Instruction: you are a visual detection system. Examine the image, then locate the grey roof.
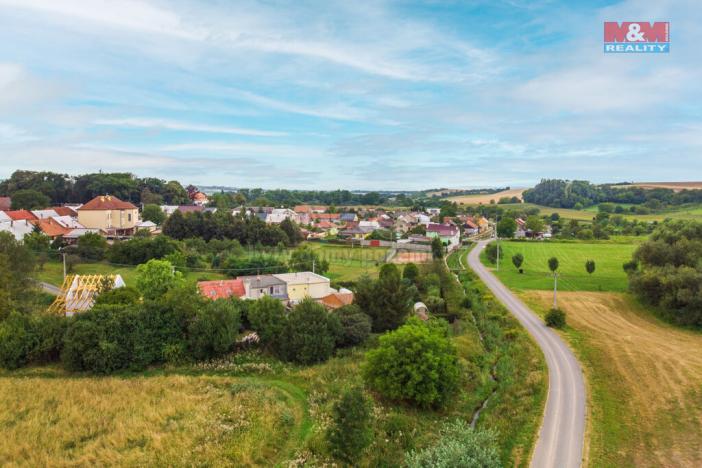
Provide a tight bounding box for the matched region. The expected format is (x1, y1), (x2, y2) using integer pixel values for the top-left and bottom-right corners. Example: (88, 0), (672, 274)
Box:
(340, 213), (357, 221)
(240, 275), (287, 288)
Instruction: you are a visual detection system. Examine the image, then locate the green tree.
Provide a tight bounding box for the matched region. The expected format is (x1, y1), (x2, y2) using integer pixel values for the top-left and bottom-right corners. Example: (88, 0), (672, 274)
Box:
(512, 253), (524, 271)
(162, 180), (189, 204)
(188, 299), (241, 360)
(279, 218), (303, 246)
(288, 245), (329, 275)
(93, 286), (141, 307)
(10, 189), (50, 210)
(247, 295), (286, 349)
(363, 318), (460, 408)
(141, 204), (166, 225)
(334, 304), (372, 347)
(135, 259), (184, 300)
(0, 312), (37, 369)
(403, 262), (420, 284)
(405, 420), (500, 468)
(161, 209), (190, 239)
(370, 264), (412, 332)
(278, 298), (341, 364)
(526, 215), (545, 233)
(431, 236), (444, 259)
(585, 259), (596, 275)
(0, 232), (37, 316)
(485, 243), (503, 264)
(545, 308), (566, 328)
(497, 217), (517, 238)
(327, 387), (373, 463)
(76, 232), (108, 261)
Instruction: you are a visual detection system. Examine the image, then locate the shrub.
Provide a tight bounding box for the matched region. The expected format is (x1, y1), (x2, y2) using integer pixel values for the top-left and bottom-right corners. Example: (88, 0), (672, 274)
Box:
(334, 304), (372, 347)
(30, 313), (68, 363)
(327, 387), (373, 463)
(363, 317), (460, 408)
(545, 308), (566, 328)
(247, 295), (286, 349)
(93, 286), (141, 307)
(405, 420), (500, 468)
(403, 263), (420, 284)
(485, 243), (503, 264)
(278, 298), (341, 364)
(188, 299), (241, 360)
(0, 312), (37, 369)
(135, 259), (184, 301)
(75, 232), (108, 261)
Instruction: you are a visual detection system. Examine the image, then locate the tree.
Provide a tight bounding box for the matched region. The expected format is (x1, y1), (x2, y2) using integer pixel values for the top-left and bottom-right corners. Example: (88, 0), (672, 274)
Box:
(548, 256), (559, 308)
(93, 286), (141, 307)
(141, 204), (166, 225)
(403, 262), (420, 284)
(279, 218), (303, 246)
(278, 298), (341, 364)
(162, 180), (189, 204)
(525, 215), (545, 233)
(10, 189), (50, 210)
(373, 264), (412, 332)
(431, 236), (444, 259)
(334, 305), (372, 347)
(135, 259), (184, 300)
(512, 253), (524, 271)
(485, 243), (503, 264)
(188, 299), (241, 360)
(497, 217), (517, 238)
(585, 259), (596, 275)
(545, 308), (566, 328)
(288, 245), (329, 275)
(161, 209), (189, 239)
(247, 295), (286, 349)
(76, 232), (108, 261)
(0, 312), (37, 369)
(0, 232), (37, 316)
(405, 420), (500, 468)
(327, 387), (373, 463)
(363, 318), (460, 408)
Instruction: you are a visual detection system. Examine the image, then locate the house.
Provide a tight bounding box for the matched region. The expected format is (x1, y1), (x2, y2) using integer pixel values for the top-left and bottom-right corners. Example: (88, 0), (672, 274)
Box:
(426, 207), (441, 216)
(294, 205), (327, 214)
(240, 275), (288, 300)
(77, 195), (139, 236)
(48, 274), (126, 316)
(31, 209), (60, 219)
(515, 218), (527, 238)
(414, 302), (429, 321)
(340, 212), (358, 223)
(415, 213), (431, 225)
(63, 228), (105, 244)
(198, 279), (246, 300)
(273, 272), (333, 302)
(310, 213), (341, 222)
(191, 192), (209, 206)
(5, 210), (38, 221)
(51, 206), (78, 217)
(426, 223), (460, 247)
(136, 220), (158, 232)
(463, 218), (479, 235)
(319, 289), (354, 310)
(0, 197), (11, 211)
(359, 220), (380, 230)
(0, 211), (10, 223)
(32, 217), (71, 239)
(0, 219), (34, 240)
(177, 205), (205, 214)
(477, 216), (490, 232)
(266, 208), (299, 224)
(52, 215), (84, 229)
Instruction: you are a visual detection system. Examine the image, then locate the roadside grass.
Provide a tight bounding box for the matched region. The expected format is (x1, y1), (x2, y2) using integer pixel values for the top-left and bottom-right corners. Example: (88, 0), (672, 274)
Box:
(480, 240), (635, 292)
(521, 291), (702, 467)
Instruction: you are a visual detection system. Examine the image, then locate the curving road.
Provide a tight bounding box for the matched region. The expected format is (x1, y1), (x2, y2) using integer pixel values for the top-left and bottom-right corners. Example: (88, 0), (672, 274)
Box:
(467, 240), (586, 468)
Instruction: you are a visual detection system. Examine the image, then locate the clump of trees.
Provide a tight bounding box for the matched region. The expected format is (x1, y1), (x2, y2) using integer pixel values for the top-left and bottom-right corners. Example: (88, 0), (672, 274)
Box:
(363, 317), (460, 408)
(354, 264), (413, 332)
(326, 387), (374, 463)
(627, 220), (702, 327)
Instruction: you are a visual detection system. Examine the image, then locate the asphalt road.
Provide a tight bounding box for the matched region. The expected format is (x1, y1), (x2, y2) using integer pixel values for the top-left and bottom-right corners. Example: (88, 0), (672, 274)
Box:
(467, 241), (585, 468)
(39, 281), (61, 295)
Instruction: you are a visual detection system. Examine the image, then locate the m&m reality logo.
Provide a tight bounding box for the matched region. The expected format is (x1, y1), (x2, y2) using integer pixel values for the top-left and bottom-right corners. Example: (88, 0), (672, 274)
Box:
(604, 22), (669, 53)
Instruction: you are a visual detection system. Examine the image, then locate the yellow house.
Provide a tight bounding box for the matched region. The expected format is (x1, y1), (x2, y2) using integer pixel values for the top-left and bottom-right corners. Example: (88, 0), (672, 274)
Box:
(77, 195), (139, 236)
(273, 272), (332, 302)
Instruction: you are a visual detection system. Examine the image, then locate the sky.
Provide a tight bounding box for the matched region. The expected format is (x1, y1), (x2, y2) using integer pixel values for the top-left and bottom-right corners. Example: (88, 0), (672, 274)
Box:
(0, 0), (700, 190)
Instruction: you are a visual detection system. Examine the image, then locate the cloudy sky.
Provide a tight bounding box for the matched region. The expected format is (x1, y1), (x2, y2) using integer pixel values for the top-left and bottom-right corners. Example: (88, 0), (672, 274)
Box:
(0, 0), (699, 190)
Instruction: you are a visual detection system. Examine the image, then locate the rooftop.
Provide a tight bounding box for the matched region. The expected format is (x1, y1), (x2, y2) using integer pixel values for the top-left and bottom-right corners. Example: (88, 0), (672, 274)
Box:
(78, 195), (137, 211)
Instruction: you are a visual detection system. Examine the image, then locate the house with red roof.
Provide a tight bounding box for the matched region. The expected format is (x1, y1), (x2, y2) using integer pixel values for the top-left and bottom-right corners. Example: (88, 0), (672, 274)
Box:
(32, 217), (71, 239)
(77, 195), (139, 236)
(5, 210), (38, 221)
(426, 223), (461, 248)
(198, 279), (246, 300)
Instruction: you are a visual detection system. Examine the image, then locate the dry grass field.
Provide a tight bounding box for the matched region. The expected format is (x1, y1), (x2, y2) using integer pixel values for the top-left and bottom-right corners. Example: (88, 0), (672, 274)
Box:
(624, 181), (702, 192)
(0, 373), (304, 467)
(391, 251), (432, 264)
(445, 188), (525, 205)
(521, 291), (702, 467)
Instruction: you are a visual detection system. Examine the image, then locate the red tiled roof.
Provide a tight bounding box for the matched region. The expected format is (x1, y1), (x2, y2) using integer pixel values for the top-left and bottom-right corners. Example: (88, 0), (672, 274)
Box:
(311, 213), (340, 220)
(427, 223), (459, 236)
(320, 292), (354, 309)
(316, 220), (335, 229)
(5, 209), (37, 221)
(198, 279), (246, 300)
(32, 217), (71, 238)
(52, 206), (78, 217)
(294, 204), (326, 213)
(463, 220), (478, 229)
(0, 197), (11, 211)
(78, 195), (137, 211)
(192, 192), (208, 201)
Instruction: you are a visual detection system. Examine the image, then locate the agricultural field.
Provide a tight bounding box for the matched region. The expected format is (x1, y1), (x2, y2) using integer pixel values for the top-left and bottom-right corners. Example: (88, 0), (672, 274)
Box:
(622, 181), (702, 191)
(521, 291), (702, 468)
(480, 240), (636, 292)
(304, 242), (388, 282)
(445, 188), (525, 205)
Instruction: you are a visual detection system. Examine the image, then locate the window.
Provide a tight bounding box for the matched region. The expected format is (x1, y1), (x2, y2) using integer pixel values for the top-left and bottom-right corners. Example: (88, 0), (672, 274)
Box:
(128, 213), (132, 221)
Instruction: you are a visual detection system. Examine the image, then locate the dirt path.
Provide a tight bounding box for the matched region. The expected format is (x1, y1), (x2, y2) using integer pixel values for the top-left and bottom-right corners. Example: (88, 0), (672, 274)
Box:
(522, 291), (702, 467)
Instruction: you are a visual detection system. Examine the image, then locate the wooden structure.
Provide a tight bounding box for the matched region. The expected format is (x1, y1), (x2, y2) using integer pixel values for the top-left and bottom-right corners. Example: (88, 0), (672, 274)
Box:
(48, 274), (125, 316)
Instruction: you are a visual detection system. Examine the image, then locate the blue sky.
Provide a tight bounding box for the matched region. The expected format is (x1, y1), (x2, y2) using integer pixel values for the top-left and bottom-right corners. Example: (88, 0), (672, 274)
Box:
(0, 0), (699, 190)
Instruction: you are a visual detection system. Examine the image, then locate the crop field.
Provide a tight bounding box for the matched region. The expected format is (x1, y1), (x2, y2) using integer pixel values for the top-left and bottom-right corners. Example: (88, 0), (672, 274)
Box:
(521, 291), (702, 467)
(304, 242), (388, 281)
(445, 188), (525, 205)
(480, 240), (636, 292)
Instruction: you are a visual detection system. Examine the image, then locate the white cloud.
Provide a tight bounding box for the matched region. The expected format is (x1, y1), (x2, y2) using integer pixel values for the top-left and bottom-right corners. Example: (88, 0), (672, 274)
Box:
(94, 117), (288, 137)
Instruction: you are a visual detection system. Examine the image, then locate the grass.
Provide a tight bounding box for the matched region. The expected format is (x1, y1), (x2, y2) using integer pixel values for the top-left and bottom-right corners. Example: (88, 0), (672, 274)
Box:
(305, 242), (388, 282)
(520, 291), (702, 467)
(480, 240), (636, 292)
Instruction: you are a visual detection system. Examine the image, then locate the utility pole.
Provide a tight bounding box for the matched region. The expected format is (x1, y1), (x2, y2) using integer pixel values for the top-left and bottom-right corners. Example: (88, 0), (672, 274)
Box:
(553, 272), (558, 309)
(495, 227), (500, 271)
(62, 251), (67, 281)
(312, 259), (316, 274)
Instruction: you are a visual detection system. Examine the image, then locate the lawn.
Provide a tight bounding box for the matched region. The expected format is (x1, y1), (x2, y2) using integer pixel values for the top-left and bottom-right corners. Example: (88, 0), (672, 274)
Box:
(480, 240), (636, 292)
(521, 291), (702, 467)
(305, 242), (388, 282)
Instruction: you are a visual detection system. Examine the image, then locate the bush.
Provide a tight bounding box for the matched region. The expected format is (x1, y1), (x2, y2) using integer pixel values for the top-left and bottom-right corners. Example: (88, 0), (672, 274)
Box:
(485, 243), (503, 264)
(76, 232), (108, 261)
(545, 308), (566, 328)
(247, 295), (286, 349)
(278, 298), (341, 364)
(334, 304), (372, 347)
(93, 286), (141, 307)
(363, 317), (460, 408)
(405, 420), (500, 468)
(135, 259), (184, 301)
(188, 299), (241, 360)
(327, 387), (373, 463)
(30, 313), (68, 363)
(0, 312), (37, 369)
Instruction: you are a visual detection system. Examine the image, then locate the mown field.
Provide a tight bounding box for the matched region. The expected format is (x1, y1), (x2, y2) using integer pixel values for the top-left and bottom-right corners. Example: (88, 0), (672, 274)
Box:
(480, 240), (636, 292)
(521, 291), (702, 468)
(445, 188), (525, 205)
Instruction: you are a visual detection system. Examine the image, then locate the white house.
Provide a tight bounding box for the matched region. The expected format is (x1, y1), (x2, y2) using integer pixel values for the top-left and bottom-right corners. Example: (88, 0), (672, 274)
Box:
(266, 208), (299, 224)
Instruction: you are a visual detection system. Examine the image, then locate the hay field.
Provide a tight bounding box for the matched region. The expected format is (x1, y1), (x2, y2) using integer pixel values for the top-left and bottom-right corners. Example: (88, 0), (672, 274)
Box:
(446, 188), (526, 205)
(624, 181), (702, 191)
(0, 374), (303, 467)
(522, 291), (702, 467)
